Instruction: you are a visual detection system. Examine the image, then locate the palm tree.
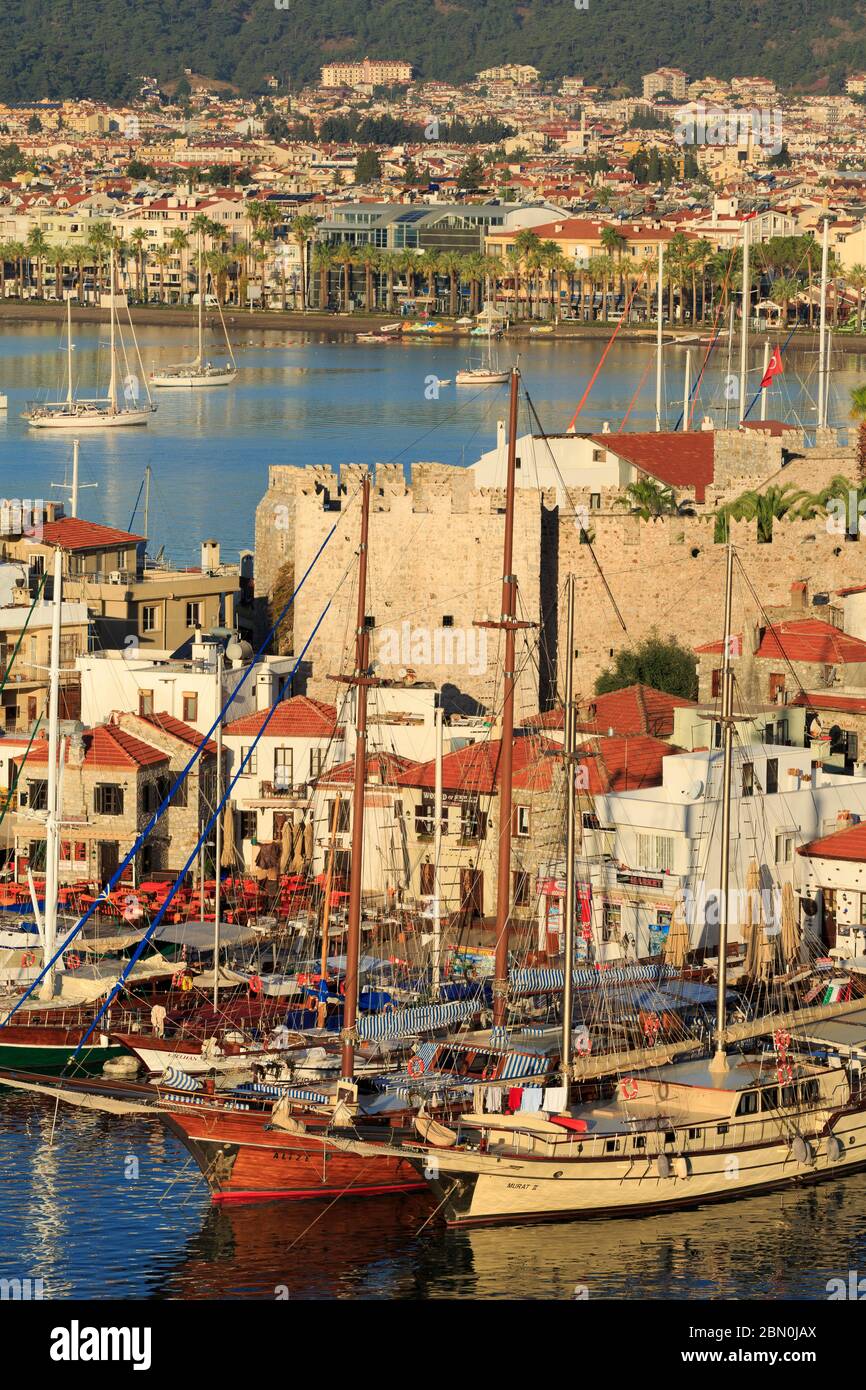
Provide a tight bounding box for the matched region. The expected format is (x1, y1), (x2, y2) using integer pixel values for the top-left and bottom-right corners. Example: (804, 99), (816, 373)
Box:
(714, 483), (809, 544)
(438, 250), (464, 317)
(312, 242), (335, 309)
(49, 240), (72, 301)
(25, 227), (50, 298)
(768, 275), (800, 327)
(417, 248), (441, 309)
(86, 222), (113, 293)
(846, 264), (866, 332)
(152, 246), (173, 303)
(356, 243), (381, 311)
(850, 386), (866, 482)
(289, 214), (317, 312)
(332, 241), (356, 311)
(615, 479), (677, 518)
(129, 227), (149, 302)
(168, 227), (190, 300)
(206, 249), (231, 305)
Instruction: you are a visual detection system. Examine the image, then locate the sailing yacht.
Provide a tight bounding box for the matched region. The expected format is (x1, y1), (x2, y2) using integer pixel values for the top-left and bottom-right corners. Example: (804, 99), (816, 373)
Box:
(150, 233), (237, 388)
(23, 263), (155, 429)
(456, 327), (509, 386)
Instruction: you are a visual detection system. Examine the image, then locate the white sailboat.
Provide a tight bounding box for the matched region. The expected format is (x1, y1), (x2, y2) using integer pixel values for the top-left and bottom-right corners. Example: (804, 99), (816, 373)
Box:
(151, 231), (237, 388)
(456, 325), (509, 386)
(23, 261), (155, 429)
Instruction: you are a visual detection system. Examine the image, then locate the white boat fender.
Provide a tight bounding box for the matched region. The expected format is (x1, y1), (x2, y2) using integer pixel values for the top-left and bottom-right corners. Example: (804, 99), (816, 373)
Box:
(826, 1133), (843, 1163)
(414, 1115), (458, 1148)
(790, 1135), (813, 1165)
(656, 1153), (671, 1179)
(673, 1155), (690, 1179)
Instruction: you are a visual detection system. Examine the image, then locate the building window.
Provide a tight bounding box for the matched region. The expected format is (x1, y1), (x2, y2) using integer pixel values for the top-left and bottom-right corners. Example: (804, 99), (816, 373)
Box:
(185, 601), (202, 629)
(515, 805), (531, 837)
(636, 833), (674, 873)
(310, 747), (324, 778)
(75, 841), (87, 862)
(711, 668), (722, 699)
(327, 798), (351, 834)
(28, 779), (48, 811)
(769, 673), (786, 703)
(775, 831), (794, 864)
(590, 492), (601, 510)
(274, 748), (293, 788)
(241, 745), (257, 775)
(139, 690), (154, 717)
(140, 782), (159, 814)
(182, 693), (198, 723)
(239, 810), (257, 841)
(602, 903), (621, 943)
(741, 762), (754, 797)
(415, 800), (446, 838)
(513, 869), (530, 907)
(94, 784), (124, 816)
(142, 606), (160, 634)
(766, 757), (778, 794)
(460, 801), (486, 841)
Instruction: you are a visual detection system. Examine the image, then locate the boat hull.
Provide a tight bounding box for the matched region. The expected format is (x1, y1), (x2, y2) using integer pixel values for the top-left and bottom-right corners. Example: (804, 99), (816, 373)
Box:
(163, 1107), (427, 1204)
(150, 371), (237, 388)
(422, 1103), (866, 1227)
(0, 1031), (125, 1075)
(24, 410), (150, 429)
(455, 372), (509, 386)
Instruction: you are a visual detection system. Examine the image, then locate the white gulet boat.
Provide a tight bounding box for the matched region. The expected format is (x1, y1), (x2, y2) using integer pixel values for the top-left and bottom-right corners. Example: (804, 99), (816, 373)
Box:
(151, 232), (236, 388)
(456, 326), (508, 386)
(23, 262), (155, 429)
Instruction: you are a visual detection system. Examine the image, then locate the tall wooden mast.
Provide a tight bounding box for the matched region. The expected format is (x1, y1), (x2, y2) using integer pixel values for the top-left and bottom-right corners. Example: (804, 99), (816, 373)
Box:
(479, 368), (526, 1030)
(339, 474), (372, 1080)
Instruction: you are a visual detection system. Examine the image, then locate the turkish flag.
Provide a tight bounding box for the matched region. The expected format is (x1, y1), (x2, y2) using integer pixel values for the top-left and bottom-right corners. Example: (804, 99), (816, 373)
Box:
(761, 346), (784, 388)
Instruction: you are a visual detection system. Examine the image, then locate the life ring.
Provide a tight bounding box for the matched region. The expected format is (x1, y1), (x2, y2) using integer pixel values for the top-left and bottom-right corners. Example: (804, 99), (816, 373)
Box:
(180, 973), (193, 993)
(21, 950), (36, 967)
(621, 1076), (639, 1101)
(382, 1001), (395, 1014)
(248, 974), (263, 996)
(65, 952), (81, 971)
(407, 1056), (425, 1078)
(777, 1063), (792, 1085)
(576, 1033), (592, 1056)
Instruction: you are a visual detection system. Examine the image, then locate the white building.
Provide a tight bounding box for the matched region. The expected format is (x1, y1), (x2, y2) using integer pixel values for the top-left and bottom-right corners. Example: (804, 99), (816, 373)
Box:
(586, 742), (866, 963)
(77, 634), (295, 738)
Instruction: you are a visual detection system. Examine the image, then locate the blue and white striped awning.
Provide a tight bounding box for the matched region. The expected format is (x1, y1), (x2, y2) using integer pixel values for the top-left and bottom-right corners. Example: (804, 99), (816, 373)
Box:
(499, 1050), (550, 1080)
(358, 998), (478, 1040)
(510, 963), (678, 994)
(162, 1066), (203, 1092)
(412, 1040), (440, 1066)
(232, 1082), (331, 1104)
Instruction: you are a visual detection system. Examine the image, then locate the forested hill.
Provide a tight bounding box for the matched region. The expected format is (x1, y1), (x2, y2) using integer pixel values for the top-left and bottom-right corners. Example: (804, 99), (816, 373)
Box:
(0, 0), (863, 102)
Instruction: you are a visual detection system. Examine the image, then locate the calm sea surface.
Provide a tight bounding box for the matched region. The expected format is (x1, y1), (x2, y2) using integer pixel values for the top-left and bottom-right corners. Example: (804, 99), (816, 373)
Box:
(0, 320), (863, 566)
(2, 1090), (866, 1300)
(2, 322), (866, 1300)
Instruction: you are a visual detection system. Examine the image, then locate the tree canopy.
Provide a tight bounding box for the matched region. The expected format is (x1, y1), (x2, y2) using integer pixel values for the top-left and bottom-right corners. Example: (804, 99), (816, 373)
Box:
(595, 633), (698, 700)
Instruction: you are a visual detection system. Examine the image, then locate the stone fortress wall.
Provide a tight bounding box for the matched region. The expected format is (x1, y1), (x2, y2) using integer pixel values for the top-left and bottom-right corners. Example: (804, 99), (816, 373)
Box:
(254, 426), (864, 710)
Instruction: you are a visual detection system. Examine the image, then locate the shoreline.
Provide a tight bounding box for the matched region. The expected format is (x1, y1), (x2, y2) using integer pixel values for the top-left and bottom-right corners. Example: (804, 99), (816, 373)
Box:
(1, 300), (865, 350)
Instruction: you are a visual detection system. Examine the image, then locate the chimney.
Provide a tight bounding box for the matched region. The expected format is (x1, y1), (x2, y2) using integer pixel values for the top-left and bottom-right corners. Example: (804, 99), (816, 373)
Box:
(68, 725), (86, 766)
(790, 580), (808, 610)
(201, 539), (220, 574)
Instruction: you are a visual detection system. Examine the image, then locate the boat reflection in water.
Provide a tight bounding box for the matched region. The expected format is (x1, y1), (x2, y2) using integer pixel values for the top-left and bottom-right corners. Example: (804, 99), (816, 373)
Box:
(156, 1166), (866, 1300)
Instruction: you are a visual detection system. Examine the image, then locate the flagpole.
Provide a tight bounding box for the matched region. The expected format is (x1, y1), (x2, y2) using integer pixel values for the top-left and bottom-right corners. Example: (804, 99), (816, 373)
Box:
(760, 339), (769, 422)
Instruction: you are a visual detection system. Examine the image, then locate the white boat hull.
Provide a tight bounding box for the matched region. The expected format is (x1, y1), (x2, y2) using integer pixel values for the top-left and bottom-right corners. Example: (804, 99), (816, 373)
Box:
(455, 371), (509, 386)
(151, 369), (237, 388)
(412, 1103), (866, 1226)
(24, 409), (151, 429)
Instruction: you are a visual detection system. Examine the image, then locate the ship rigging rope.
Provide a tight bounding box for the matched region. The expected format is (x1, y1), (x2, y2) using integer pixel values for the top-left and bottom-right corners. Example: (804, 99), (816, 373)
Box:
(66, 574), (352, 1067)
(1, 499), (354, 1028)
(565, 273), (647, 432)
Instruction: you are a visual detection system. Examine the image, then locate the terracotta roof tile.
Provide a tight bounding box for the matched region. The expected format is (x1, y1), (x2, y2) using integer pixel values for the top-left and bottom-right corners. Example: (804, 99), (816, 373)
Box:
(593, 431), (715, 501)
(40, 516), (145, 553)
(224, 696), (341, 739)
(798, 820), (866, 861)
(696, 619), (866, 664)
(17, 724), (168, 769)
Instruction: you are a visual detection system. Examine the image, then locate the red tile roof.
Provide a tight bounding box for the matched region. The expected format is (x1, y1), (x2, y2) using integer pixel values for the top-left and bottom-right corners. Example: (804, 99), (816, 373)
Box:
(397, 734), (561, 794)
(798, 819), (866, 861)
(594, 432), (714, 501)
(224, 696), (341, 739)
(17, 724), (168, 769)
(133, 711), (218, 756)
(575, 734), (677, 793)
(321, 751), (419, 785)
(524, 684), (694, 739)
(695, 619), (866, 665)
(39, 517), (145, 553)
(790, 692), (866, 715)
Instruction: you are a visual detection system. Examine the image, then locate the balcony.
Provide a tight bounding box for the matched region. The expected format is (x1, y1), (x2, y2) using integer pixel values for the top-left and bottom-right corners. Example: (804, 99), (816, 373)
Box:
(257, 780), (309, 801)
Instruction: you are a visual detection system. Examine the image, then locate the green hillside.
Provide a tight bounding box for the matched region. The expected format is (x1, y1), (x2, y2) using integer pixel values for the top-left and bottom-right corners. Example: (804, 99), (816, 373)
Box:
(0, 0), (861, 103)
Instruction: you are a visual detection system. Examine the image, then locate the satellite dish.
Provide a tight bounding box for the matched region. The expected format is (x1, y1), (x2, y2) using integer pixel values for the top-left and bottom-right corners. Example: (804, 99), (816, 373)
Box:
(684, 778), (704, 799)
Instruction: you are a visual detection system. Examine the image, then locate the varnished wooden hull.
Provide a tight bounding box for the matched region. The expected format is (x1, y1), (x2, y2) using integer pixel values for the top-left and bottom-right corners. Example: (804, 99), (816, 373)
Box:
(163, 1107), (427, 1204)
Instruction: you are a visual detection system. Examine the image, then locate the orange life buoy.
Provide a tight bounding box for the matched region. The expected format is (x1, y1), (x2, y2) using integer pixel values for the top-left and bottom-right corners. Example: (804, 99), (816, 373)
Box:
(621, 1076), (639, 1101)
(21, 950), (36, 968)
(576, 1033), (592, 1056)
(777, 1063), (792, 1086)
(249, 974), (263, 996)
(65, 952), (81, 971)
(407, 1055), (425, 1078)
